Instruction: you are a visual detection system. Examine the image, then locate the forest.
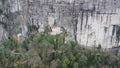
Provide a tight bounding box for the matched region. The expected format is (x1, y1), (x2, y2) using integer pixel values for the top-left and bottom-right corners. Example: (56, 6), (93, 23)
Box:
(0, 0), (120, 68)
(0, 27), (120, 68)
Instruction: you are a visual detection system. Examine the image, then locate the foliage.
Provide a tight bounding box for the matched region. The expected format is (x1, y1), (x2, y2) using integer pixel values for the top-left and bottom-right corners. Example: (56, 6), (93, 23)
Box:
(0, 38), (28, 68)
(13, 22), (20, 29)
(0, 9), (3, 15)
(97, 44), (102, 50)
(0, 33), (120, 68)
(0, 0), (119, 67)
(70, 41), (77, 48)
(22, 40), (29, 51)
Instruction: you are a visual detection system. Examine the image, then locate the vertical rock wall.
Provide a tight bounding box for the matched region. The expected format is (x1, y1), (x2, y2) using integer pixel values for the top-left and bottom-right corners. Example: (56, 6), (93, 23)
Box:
(0, 0), (120, 48)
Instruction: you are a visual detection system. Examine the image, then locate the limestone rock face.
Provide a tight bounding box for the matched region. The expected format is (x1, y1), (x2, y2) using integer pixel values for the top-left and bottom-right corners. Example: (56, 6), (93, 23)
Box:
(0, 0), (120, 48)
(0, 26), (8, 42)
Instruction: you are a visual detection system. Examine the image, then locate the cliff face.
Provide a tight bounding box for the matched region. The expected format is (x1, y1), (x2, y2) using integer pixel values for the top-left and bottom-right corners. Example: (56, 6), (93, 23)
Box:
(0, 0), (120, 48)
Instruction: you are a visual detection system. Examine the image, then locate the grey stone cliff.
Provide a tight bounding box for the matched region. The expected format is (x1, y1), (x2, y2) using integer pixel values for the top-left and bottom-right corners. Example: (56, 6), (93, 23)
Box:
(0, 0), (120, 48)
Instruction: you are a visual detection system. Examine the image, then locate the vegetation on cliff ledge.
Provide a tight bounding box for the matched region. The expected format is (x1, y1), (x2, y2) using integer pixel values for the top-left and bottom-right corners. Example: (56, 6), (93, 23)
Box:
(0, 32), (120, 68)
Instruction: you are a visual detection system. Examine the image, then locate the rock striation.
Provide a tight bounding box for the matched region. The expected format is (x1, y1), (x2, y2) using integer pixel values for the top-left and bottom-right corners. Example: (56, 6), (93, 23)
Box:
(0, 0), (120, 48)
